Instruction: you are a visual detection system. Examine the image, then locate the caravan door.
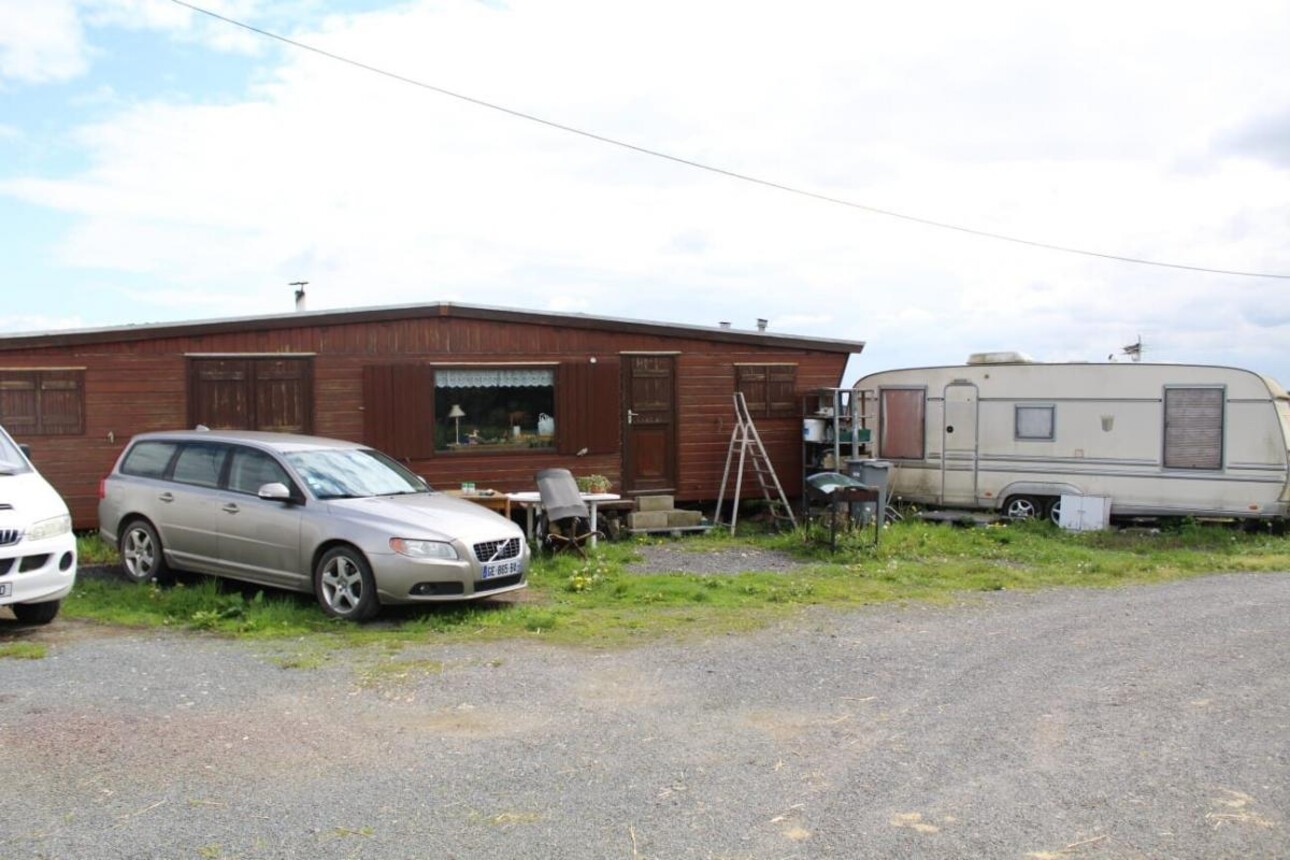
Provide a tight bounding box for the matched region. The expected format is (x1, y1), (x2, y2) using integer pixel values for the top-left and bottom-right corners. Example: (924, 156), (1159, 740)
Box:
(940, 381), (979, 506)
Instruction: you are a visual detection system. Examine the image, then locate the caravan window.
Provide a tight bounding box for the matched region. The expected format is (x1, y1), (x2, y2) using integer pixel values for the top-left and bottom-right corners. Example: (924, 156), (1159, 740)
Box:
(1015, 405), (1055, 441)
(1163, 387), (1223, 470)
(879, 388), (926, 459)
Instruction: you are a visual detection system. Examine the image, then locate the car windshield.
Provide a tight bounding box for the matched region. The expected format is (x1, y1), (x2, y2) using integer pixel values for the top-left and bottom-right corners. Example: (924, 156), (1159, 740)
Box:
(284, 448), (428, 500)
(0, 429), (32, 475)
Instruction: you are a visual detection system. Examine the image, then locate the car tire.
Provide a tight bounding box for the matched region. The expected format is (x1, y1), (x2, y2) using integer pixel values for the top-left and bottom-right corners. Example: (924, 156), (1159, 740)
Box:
(119, 518), (169, 583)
(314, 546), (380, 621)
(11, 600), (60, 625)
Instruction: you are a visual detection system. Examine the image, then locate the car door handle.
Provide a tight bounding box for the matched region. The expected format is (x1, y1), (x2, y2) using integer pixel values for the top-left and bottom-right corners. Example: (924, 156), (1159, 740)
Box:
(158, 492), (174, 503)
(222, 503), (240, 514)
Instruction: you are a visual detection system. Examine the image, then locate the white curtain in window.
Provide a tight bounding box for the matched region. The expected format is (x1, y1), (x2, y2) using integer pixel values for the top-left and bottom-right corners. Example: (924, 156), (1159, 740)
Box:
(436, 368), (554, 388)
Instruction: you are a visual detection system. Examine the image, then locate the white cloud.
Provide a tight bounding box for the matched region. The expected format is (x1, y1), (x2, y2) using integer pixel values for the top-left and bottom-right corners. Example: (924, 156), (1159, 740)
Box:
(3, 0), (1290, 381)
(0, 0), (87, 83)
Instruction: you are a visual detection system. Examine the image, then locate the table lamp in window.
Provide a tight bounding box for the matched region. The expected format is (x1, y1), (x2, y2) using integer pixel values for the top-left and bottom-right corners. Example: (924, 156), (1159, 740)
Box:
(448, 404), (466, 445)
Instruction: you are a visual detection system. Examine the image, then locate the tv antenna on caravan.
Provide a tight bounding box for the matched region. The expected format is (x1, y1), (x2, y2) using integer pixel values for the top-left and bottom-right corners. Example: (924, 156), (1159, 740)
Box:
(1108, 335), (1144, 362)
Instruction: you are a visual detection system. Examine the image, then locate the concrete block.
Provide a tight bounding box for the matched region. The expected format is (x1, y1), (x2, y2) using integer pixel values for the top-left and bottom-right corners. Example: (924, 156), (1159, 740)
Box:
(666, 510), (703, 527)
(629, 511), (670, 530)
(637, 495), (675, 512)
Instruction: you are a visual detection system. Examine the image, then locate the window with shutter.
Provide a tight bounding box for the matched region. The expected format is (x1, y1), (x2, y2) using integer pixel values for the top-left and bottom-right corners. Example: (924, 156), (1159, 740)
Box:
(0, 370), (84, 435)
(188, 358), (312, 434)
(880, 388), (926, 459)
(1163, 387), (1223, 470)
(735, 364), (798, 418)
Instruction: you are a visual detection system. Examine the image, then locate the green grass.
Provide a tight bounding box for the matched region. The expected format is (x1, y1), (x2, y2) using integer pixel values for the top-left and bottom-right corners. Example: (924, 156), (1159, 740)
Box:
(59, 518), (1290, 648)
(0, 642), (48, 659)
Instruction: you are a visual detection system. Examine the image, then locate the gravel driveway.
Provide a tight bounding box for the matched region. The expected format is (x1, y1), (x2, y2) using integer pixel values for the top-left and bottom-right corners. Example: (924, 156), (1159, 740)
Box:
(2, 572), (1288, 859)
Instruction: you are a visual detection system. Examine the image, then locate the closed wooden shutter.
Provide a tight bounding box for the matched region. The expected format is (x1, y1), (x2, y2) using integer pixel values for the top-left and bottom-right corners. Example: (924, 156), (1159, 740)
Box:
(0, 370), (84, 435)
(0, 373), (38, 435)
(736, 365), (797, 417)
(1164, 387), (1223, 470)
(189, 358), (312, 434)
(362, 364), (434, 459)
(557, 358), (620, 455)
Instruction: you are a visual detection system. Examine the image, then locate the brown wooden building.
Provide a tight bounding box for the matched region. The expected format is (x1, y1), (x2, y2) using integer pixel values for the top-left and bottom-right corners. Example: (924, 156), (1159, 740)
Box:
(0, 303), (863, 527)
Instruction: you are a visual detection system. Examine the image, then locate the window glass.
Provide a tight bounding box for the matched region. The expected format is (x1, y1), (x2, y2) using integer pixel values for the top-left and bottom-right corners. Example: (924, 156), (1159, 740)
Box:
(121, 441), (179, 479)
(171, 443), (227, 488)
(434, 368), (556, 451)
(227, 448), (292, 495)
(285, 448), (426, 499)
(1015, 405), (1055, 441)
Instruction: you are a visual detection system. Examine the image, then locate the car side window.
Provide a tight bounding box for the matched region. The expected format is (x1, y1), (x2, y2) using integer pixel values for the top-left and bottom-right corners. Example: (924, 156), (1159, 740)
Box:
(171, 443), (228, 489)
(120, 441), (179, 478)
(227, 447), (292, 496)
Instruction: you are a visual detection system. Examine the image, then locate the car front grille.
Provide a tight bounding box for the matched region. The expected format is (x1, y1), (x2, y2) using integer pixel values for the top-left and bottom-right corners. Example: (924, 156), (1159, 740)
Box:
(0, 528), (20, 547)
(473, 537), (521, 563)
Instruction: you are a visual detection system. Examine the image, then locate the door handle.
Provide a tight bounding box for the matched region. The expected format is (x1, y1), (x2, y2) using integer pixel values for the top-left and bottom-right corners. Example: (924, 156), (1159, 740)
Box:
(222, 503), (240, 514)
(627, 409), (638, 425)
(158, 492), (174, 503)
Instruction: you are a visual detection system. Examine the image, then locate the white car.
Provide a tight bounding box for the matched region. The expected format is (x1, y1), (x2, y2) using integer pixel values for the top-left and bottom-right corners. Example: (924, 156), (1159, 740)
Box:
(0, 425), (77, 624)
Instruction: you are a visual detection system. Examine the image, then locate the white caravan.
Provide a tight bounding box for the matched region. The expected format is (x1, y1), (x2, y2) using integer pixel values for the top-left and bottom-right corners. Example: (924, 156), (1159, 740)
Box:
(852, 354), (1290, 522)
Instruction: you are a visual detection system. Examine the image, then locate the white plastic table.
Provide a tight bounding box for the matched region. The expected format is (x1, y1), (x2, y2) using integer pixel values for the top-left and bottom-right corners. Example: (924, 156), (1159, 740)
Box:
(506, 491), (621, 548)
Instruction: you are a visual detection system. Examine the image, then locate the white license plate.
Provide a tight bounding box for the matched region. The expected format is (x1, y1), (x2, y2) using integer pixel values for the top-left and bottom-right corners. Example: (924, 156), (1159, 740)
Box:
(0, 582), (11, 598)
(481, 559), (520, 580)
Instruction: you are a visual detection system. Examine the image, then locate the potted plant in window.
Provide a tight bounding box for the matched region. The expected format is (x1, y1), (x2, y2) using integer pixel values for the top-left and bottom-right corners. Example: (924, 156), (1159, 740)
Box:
(576, 474), (611, 494)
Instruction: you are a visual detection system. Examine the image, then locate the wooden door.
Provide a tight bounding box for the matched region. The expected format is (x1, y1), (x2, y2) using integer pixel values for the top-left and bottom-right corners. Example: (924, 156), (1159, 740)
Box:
(622, 355), (677, 494)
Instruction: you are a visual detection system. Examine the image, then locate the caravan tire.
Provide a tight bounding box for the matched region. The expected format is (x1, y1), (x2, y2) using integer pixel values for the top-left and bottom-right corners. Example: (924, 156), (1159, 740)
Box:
(1003, 496), (1042, 521)
(1046, 498), (1063, 525)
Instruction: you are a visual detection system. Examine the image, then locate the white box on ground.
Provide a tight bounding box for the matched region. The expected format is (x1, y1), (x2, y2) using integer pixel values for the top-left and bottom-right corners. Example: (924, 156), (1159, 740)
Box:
(1059, 494), (1111, 531)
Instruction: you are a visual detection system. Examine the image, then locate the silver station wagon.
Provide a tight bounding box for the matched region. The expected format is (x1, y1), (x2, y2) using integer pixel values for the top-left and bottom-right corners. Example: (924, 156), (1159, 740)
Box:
(98, 430), (529, 620)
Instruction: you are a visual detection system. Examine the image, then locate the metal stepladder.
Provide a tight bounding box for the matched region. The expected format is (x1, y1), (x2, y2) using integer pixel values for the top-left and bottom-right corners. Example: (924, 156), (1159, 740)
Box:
(715, 392), (798, 535)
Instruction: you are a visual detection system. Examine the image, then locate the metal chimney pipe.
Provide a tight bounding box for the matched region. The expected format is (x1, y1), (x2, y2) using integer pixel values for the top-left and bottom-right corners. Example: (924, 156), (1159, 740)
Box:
(718, 321), (732, 329)
(290, 281), (308, 312)
(756, 318), (768, 332)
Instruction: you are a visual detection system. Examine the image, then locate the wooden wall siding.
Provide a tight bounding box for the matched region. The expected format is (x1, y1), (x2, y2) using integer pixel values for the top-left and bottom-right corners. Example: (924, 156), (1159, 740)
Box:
(0, 318), (852, 526)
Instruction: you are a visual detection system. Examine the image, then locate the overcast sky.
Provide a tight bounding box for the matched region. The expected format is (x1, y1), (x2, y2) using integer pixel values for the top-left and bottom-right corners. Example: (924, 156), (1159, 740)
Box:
(2, 0), (1289, 385)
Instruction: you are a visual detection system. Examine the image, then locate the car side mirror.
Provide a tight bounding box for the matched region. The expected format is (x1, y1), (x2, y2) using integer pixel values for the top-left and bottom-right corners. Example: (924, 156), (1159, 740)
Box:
(257, 482), (293, 502)
(18, 443), (31, 460)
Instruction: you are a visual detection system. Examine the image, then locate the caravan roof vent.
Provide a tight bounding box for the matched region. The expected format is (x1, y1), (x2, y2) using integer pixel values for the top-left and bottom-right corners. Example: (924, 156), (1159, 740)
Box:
(967, 351), (1037, 365)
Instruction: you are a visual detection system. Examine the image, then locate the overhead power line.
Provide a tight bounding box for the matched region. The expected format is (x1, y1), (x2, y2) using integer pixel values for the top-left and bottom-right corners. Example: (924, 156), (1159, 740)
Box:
(171, 0), (1290, 280)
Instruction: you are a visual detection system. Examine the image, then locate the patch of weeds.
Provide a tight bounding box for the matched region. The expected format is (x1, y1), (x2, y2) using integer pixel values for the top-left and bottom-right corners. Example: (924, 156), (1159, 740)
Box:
(328, 826), (374, 839)
(521, 610), (560, 632)
(0, 642), (47, 660)
(196, 845), (223, 859)
(355, 657), (444, 689)
(271, 652), (326, 670)
(76, 531), (119, 565)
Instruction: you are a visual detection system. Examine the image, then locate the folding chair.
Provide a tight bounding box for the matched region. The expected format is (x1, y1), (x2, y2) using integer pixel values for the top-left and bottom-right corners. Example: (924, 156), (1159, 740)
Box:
(535, 468), (602, 557)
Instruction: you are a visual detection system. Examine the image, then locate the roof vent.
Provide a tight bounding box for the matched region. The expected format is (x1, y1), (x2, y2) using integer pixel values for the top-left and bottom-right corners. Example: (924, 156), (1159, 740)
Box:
(967, 351), (1036, 365)
(756, 318), (768, 332)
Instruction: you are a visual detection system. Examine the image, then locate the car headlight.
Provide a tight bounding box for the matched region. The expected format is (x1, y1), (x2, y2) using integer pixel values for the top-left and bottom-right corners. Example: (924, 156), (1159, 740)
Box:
(389, 538), (459, 560)
(26, 515), (72, 542)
